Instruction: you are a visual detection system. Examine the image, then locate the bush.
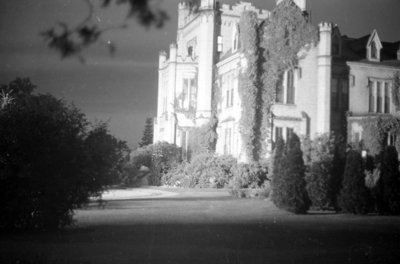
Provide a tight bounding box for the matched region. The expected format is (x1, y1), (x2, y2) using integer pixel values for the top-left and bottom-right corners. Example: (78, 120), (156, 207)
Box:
(126, 142), (181, 186)
(271, 134), (310, 214)
(0, 78), (128, 231)
(338, 150), (373, 214)
(162, 154), (237, 188)
(270, 138), (286, 207)
(377, 146), (400, 214)
(304, 134), (345, 210)
(230, 162), (269, 198)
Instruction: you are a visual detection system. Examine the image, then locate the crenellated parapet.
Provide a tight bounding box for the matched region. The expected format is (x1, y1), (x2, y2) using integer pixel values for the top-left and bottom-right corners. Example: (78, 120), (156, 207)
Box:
(318, 22), (333, 32)
(220, 2), (270, 20)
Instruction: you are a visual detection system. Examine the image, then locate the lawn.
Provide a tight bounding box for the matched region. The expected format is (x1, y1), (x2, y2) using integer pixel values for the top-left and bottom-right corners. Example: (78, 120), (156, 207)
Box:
(1, 188), (400, 264)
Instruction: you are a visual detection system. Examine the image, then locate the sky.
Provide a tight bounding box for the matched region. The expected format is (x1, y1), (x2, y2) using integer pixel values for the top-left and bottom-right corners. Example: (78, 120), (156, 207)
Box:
(0, 0), (399, 148)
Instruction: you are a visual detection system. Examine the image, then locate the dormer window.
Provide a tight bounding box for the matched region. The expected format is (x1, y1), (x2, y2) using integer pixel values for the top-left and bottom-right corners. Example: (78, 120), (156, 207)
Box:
(366, 30), (382, 62)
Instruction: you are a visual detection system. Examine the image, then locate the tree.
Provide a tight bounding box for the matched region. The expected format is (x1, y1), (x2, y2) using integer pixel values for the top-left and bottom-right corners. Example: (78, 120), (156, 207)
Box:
(139, 117), (154, 147)
(377, 146), (400, 214)
(42, 0), (200, 60)
(338, 150), (372, 214)
(0, 78), (128, 231)
(282, 133), (310, 214)
(270, 137), (286, 208)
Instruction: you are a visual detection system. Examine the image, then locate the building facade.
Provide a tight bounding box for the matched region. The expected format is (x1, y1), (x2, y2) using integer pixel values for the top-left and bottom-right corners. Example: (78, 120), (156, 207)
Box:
(153, 0), (400, 161)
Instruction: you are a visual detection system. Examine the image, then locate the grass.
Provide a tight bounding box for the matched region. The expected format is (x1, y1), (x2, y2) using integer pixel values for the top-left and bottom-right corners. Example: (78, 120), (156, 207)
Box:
(1, 188), (400, 264)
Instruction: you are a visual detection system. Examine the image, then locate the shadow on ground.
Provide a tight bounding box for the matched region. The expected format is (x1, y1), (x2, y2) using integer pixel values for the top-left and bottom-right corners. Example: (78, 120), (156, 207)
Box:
(1, 189), (400, 264)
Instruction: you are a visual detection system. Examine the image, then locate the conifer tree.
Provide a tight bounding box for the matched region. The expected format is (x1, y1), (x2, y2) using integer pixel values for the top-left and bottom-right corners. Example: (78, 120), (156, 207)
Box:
(139, 117), (153, 147)
(271, 137), (286, 208)
(283, 133), (310, 214)
(338, 150), (372, 214)
(378, 146), (400, 214)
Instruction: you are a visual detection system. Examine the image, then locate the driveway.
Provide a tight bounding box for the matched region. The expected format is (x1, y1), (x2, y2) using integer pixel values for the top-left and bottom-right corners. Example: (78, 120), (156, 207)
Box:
(1, 188), (400, 264)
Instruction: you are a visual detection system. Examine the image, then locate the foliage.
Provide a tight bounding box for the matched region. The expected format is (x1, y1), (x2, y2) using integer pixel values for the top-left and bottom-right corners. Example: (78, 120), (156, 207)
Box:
(376, 146), (400, 214)
(230, 162), (268, 189)
(392, 71), (400, 111)
(238, 11), (264, 162)
(163, 154), (237, 188)
(355, 116), (400, 156)
(270, 137), (286, 207)
(138, 117), (154, 147)
(283, 133), (310, 214)
(188, 116), (218, 157)
(0, 78), (128, 231)
(304, 133), (346, 210)
(338, 150), (373, 214)
(261, 0), (318, 152)
(127, 142), (181, 186)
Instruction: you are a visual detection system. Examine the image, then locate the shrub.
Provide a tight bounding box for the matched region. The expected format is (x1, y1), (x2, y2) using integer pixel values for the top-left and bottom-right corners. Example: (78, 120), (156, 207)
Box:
(229, 162), (269, 198)
(0, 78), (128, 231)
(304, 134), (345, 210)
(162, 154), (237, 188)
(270, 137), (286, 207)
(127, 142), (181, 186)
(377, 146), (400, 214)
(338, 150), (373, 214)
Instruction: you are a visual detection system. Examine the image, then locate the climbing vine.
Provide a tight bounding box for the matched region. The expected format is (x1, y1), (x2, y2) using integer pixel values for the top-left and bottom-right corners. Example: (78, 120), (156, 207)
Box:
(392, 71), (400, 111)
(353, 115), (400, 156)
(237, 0), (317, 161)
(261, 0), (318, 149)
(238, 11), (263, 162)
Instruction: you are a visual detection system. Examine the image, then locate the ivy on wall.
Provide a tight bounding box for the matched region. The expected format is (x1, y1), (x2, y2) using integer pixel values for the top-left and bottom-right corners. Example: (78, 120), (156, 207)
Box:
(352, 116), (400, 156)
(238, 10), (263, 162)
(236, 0), (317, 162)
(261, 0), (317, 149)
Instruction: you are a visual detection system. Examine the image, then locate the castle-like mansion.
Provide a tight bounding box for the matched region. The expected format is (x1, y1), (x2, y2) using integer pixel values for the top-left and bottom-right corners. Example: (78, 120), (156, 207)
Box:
(154, 0), (400, 161)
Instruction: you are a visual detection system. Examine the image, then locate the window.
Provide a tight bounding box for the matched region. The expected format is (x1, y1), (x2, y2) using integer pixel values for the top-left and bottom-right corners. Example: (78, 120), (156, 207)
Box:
(341, 79), (349, 110)
(217, 36), (223, 53)
(353, 132), (360, 143)
(384, 82), (390, 113)
(377, 82), (382, 113)
(370, 41), (377, 59)
(369, 80), (375, 112)
(182, 78), (197, 110)
(276, 75), (284, 103)
(387, 132), (397, 146)
(224, 73), (235, 108)
(230, 88), (234, 107)
(226, 89), (230, 108)
(350, 75), (355, 87)
(232, 24), (240, 52)
(275, 127), (283, 141)
(286, 128), (294, 141)
(286, 70), (295, 104)
(224, 128), (232, 155)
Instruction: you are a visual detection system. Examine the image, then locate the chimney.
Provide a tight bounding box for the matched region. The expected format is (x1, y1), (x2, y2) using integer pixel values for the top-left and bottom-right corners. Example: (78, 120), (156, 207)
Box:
(397, 44), (400, 60)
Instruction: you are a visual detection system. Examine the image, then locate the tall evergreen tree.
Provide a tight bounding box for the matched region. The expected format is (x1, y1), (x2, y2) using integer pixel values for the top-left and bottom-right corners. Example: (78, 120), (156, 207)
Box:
(283, 133), (310, 214)
(378, 146), (400, 214)
(271, 137), (286, 208)
(139, 117), (154, 147)
(338, 150), (372, 214)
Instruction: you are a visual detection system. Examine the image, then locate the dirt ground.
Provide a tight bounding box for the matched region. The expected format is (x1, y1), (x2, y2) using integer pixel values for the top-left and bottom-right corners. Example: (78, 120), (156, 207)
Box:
(1, 188), (400, 264)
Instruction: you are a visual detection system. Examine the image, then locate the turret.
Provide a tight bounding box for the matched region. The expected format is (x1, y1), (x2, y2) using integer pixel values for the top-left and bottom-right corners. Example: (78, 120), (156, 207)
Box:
(159, 50), (167, 68)
(178, 2), (190, 28)
(317, 22), (333, 134)
(169, 43), (177, 63)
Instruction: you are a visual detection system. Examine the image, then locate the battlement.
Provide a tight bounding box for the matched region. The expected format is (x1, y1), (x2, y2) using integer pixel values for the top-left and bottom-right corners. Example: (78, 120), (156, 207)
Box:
(220, 2), (270, 20)
(319, 22), (333, 31)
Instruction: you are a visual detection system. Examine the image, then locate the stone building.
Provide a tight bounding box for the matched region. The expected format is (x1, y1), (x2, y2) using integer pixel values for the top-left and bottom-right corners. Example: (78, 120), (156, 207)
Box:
(153, 0), (400, 161)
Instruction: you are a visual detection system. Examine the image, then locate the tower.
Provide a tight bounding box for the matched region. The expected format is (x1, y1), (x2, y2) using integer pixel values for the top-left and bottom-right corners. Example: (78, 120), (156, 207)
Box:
(317, 22), (332, 134)
(196, 0), (217, 125)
